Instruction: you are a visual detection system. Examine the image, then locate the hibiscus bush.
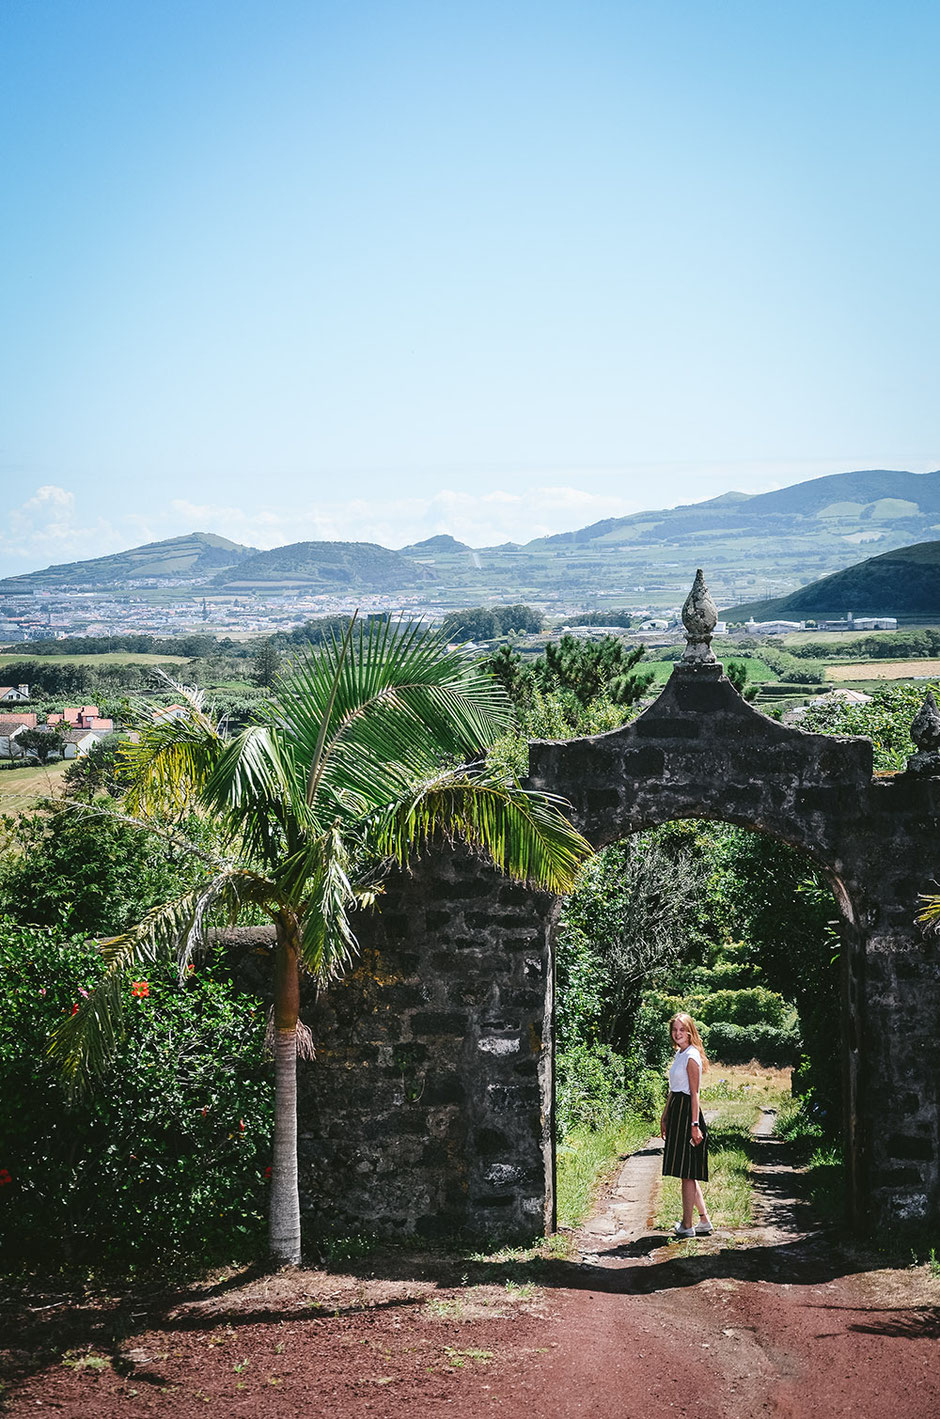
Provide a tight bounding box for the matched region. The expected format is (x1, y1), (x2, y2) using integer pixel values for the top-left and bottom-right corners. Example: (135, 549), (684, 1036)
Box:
(0, 918), (273, 1271)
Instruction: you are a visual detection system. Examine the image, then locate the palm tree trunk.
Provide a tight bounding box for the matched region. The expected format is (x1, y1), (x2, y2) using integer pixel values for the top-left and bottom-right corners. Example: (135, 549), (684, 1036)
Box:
(269, 910), (302, 1265)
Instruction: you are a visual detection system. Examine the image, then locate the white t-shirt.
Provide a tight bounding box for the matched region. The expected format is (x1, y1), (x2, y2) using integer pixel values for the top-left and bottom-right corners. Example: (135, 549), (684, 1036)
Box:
(668, 1044), (702, 1095)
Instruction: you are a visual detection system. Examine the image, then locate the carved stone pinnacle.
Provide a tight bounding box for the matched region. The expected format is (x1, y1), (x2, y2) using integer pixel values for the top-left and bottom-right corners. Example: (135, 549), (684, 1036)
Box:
(680, 569), (718, 666)
(906, 689), (940, 774)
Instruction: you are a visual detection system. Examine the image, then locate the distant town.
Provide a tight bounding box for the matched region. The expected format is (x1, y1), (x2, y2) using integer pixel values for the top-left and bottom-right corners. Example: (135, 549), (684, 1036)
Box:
(0, 583), (900, 647)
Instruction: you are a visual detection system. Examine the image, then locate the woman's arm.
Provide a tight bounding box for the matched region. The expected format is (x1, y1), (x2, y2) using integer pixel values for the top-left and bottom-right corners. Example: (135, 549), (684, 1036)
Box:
(687, 1054), (702, 1142)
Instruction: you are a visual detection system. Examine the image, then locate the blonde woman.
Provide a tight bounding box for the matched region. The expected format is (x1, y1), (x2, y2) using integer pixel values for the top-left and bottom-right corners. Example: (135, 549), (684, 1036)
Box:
(659, 1012), (713, 1238)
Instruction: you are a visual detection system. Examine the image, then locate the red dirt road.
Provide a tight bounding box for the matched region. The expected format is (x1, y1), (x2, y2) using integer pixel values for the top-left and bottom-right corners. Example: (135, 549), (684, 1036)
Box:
(2, 1134), (938, 1418)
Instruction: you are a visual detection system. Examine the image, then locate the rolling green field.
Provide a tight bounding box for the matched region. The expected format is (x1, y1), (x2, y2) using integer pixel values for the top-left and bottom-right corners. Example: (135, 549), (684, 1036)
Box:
(645, 655), (774, 685)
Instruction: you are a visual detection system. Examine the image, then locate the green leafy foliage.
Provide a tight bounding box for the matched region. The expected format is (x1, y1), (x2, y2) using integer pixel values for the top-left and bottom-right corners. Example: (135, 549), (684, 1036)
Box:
(251, 638), (282, 688)
(13, 726), (65, 763)
(798, 682), (931, 771)
(536, 635), (652, 707)
(486, 685), (638, 778)
(442, 605), (544, 641)
(0, 804), (209, 936)
(0, 920), (272, 1268)
(555, 817), (840, 1136)
(758, 645), (826, 684)
(62, 736), (128, 800)
(725, 660), (759, 701)
(703, 1021), (799, 1067)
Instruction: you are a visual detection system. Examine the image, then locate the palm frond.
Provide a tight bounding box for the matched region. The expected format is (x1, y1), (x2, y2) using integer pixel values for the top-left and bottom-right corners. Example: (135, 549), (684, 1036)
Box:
(368, 768), (594, 894)
(274, 619), (514, 821)
(294, 827), (360, 983)
(121, 678), (224, 818)
(49, 867), (274, 1096)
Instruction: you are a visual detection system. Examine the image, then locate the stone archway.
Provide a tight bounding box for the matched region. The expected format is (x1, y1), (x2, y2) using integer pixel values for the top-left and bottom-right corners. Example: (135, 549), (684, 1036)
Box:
(297, 576), (940, 1241)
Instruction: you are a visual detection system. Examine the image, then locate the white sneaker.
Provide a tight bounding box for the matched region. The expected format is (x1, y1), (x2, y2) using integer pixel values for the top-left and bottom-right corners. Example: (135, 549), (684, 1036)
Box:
(695, 1221), (714, 1235)
(672, 1223), (695, 1239)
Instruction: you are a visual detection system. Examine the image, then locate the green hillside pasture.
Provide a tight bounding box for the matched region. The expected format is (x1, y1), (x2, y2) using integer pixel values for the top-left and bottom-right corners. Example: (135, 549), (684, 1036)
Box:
(645, 656), (775, 685)
(0, 652), (188, 667)
(780, 629), (940, 649)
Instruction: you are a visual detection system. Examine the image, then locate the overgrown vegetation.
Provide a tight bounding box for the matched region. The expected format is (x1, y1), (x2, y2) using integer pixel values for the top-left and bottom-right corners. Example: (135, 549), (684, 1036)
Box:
(0, 921), (273, 1269)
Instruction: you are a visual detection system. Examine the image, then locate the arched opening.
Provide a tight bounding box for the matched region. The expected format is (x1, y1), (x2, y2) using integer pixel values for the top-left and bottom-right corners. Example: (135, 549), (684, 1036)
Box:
(549, 817), (855, 1235)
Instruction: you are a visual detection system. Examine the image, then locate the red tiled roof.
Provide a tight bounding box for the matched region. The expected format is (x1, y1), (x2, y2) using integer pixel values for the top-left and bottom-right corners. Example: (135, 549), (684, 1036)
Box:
(0, 714), (38, 731)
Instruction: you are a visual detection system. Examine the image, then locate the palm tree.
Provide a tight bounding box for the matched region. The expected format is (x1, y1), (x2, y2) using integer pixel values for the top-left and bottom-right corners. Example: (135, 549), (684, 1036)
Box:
(51, 618), (592, 1264)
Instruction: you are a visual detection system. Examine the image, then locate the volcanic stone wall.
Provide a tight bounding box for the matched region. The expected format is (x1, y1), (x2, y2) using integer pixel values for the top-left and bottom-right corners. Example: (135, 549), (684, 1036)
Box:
(296, 851), (557, 1242)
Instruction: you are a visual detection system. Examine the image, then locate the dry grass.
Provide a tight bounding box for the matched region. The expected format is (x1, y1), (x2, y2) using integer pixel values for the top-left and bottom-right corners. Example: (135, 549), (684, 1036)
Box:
(0, 760), (68, 809)
(825, 660), (940, 681)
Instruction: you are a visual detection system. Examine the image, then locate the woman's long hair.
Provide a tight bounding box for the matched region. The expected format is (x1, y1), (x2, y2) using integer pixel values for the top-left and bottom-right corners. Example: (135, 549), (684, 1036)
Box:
(669, 1012), (709, 1071)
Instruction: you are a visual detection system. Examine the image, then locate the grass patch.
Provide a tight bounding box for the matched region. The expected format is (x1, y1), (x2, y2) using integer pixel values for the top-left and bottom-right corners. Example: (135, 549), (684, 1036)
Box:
(774, 1095), (845, 1224)
(702, 1063), (791, 1109)
(556, 1113), (653, 1229)
(0, 759), (68, 807)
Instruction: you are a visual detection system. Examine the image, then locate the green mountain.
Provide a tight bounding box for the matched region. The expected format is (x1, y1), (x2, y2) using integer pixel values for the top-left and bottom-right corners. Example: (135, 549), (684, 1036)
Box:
(213, 541), (437, 592)
(6, 468), (940, 612)
(0, 533), (258, 593)
(398, 535), (472, 555)
(724, 539), (940, 620)
(525, 469), (940, 552)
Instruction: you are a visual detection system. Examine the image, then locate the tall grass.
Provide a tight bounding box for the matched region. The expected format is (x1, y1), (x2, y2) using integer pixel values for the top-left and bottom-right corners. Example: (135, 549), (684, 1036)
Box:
(556, 1115), (653, 1228)
(774, 1095), (845, 1223)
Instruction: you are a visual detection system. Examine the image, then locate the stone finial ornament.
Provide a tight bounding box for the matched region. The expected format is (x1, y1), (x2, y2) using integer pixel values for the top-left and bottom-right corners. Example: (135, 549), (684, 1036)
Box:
(907, 689), (940, 775)
(680, 569), (719, 666)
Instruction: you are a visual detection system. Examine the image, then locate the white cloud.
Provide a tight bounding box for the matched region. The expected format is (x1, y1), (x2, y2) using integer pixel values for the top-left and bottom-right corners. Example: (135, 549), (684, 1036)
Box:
(0, 484), (168, 573)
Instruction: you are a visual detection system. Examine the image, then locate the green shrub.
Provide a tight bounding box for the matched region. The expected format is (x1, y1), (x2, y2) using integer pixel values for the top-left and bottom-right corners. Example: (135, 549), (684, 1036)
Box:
(555, 1042), (663, 1136)
(689, 987), (790, 1029)
(0, 918), (273, 1270)
(703, 1020), (799, 1068)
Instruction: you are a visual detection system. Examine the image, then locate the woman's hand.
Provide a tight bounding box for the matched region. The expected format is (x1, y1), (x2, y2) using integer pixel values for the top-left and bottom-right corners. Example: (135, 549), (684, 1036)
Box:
(659, 1112), (667, 1139)
(690, 1121), (702, 1146)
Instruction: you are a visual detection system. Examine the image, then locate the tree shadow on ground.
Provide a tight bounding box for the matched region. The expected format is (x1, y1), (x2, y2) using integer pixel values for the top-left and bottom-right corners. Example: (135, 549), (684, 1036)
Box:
(1, 1134), (933, 1398)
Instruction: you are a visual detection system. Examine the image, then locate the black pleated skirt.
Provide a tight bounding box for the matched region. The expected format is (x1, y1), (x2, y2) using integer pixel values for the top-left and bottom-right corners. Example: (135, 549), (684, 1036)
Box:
(662, 1090), (709, 1181)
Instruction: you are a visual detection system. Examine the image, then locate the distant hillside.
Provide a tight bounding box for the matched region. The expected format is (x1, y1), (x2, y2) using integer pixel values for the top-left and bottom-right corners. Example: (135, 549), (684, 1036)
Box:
(213, 541), (436, 592)
(399, 535), (472, 555)
(725, 539), (940, 620)
(0, 533), (257, 592)
(524, 469), (940, 553)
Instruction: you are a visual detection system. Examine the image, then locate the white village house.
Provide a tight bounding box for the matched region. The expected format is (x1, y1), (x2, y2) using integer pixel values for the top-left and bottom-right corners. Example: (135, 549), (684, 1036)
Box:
(0, 702), (115, 762)
(0, 684), (31, 705)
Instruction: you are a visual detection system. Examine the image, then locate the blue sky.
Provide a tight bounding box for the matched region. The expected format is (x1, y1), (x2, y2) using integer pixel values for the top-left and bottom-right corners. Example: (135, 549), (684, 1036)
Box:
(2, 0), (938, 572)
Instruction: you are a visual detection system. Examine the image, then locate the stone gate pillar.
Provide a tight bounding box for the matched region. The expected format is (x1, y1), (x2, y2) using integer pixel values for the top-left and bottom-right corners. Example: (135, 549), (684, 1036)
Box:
(297, 849), (557, 1241)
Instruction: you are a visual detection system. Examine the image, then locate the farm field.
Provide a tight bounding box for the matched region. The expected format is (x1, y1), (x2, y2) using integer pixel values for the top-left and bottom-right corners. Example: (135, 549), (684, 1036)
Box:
(0, 760), (68, 808)
(646, 655), (774, 684)
(781, 626), (940, 647)
(825, 659), (940, 681)
(0, 652), (188, 667)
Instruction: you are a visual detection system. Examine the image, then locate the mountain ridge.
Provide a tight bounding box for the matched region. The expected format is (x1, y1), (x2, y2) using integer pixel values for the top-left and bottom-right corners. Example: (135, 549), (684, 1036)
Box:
(0, 532), (258, 593)
(4, 468), (940, 602)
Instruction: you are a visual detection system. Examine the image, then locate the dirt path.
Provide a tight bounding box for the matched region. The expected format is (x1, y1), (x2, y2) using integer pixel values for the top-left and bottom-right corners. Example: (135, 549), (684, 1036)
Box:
(2, 1120), (938, 1418)
(509, 1109), (940, 1417)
